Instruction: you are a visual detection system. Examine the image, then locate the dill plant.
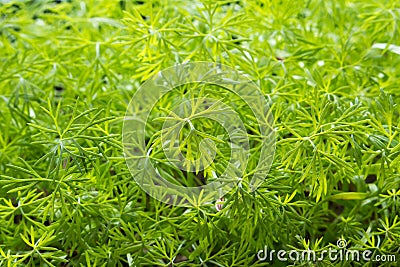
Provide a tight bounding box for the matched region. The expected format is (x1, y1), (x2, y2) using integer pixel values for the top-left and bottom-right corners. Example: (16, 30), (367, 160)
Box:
(0, 0), (399, 266)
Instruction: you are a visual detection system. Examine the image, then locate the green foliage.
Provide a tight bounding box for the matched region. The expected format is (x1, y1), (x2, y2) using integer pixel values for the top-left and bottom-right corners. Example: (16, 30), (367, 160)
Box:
(0, 0), (399, 266)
